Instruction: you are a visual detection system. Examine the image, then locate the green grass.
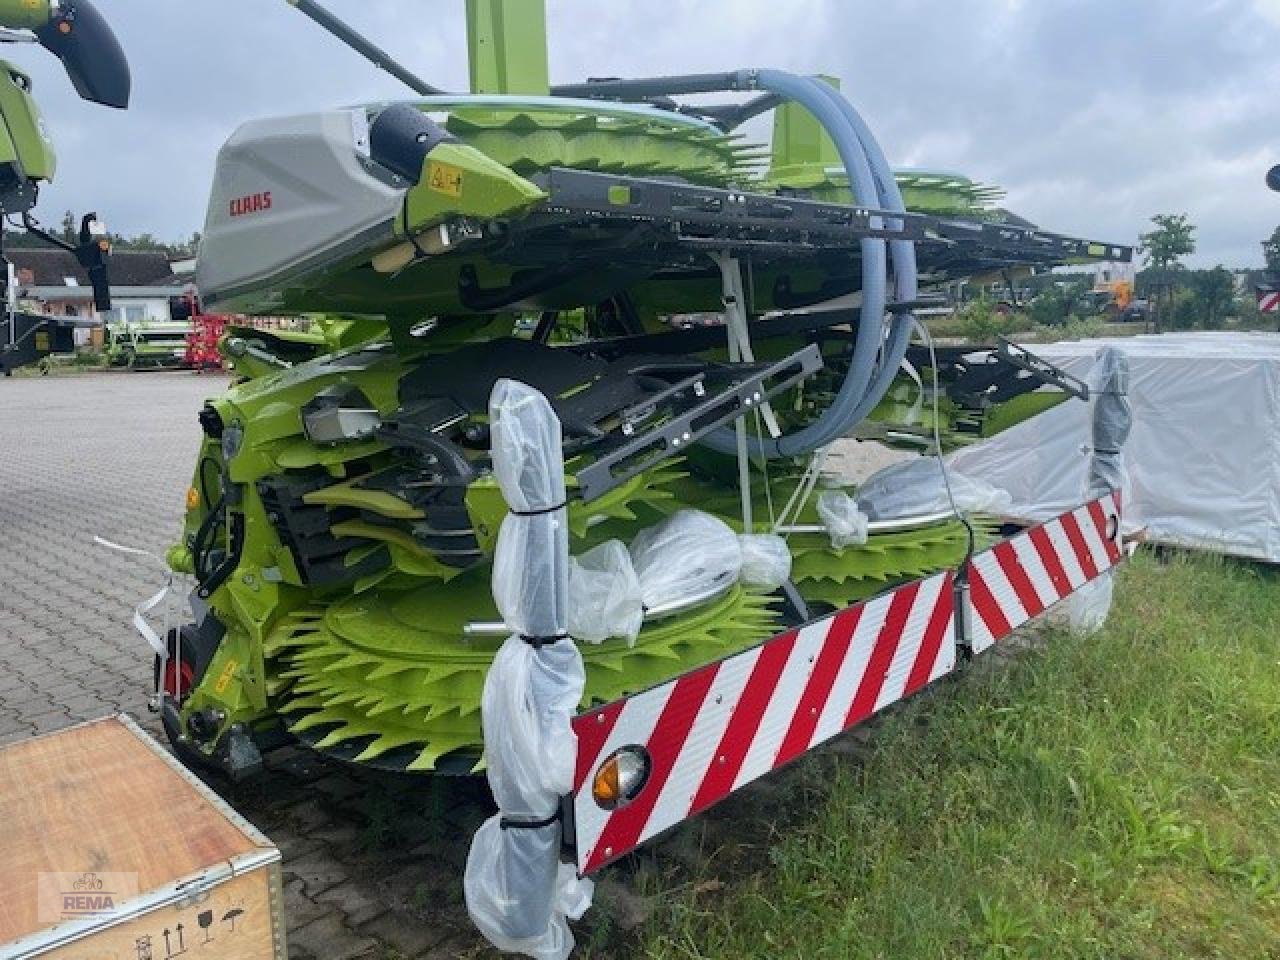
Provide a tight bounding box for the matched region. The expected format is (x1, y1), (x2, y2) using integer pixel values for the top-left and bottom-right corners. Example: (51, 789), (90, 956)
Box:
(595, 551), (1280, 959)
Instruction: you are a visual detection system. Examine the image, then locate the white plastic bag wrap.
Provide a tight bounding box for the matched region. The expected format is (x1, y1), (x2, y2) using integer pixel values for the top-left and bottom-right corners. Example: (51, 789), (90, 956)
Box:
(1050, 347), (1132, 634)
(1087, 346), (1132, 499)
(855, 457), (1013, 522)
(816, 491), (870, 549)
(464, 379), (592, 960)
(630, 509), (743, 612)
(738, 534), (793, 589)
(568, 540), (643, 645)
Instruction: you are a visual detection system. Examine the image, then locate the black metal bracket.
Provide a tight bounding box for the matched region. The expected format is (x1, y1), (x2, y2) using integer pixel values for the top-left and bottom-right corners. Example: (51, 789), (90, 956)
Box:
(997, 337), (1090, 401)
(534, 167), (923, 248)
(926, 218), (1132, 264)
(575, 343), (824, 503)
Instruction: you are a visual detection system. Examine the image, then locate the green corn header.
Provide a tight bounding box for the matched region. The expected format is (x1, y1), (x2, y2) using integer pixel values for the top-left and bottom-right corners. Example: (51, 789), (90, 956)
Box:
(155, 0), (1129, 780)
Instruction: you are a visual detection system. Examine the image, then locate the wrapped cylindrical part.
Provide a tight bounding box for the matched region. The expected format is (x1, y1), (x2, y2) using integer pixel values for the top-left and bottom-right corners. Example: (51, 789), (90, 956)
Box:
(738, 534), (793, 589)
(855, 458), (1012, 522)
(630, 509), (743, 610)
(1051, 346), (1132, 634)
(1088, 345), (1132, 498)
(816, 491), (870, 549)
(563, 522), (793, 645)
(465, 379), (591, 960)
(568, 540), (643, 646)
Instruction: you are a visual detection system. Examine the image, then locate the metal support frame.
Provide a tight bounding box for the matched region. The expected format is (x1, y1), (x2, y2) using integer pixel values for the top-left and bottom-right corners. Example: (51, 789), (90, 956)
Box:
(572, 344), (824, 503)
(996, 337), (1090, 401)
(711, 251), (784, 532)
(510, 168), (1132, 273)
(465, 0), (550, 94)
(533, 167), (920, 248)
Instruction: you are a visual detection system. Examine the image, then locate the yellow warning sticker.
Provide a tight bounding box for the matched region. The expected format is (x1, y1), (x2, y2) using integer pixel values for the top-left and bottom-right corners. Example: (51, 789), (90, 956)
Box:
(214, 658), (240, 694)
(427, 161), (464, 198)
(34, 332), (49, 352)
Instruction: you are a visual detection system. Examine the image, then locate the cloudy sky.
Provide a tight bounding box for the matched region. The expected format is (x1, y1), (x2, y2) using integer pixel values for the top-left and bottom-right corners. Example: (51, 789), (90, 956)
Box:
(17, 0), (1280, 266)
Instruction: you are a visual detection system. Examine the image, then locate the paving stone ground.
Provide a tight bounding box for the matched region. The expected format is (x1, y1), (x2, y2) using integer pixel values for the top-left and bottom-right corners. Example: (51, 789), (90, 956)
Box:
(0, 371), (1022, 959)
(0, 372), (497, 959)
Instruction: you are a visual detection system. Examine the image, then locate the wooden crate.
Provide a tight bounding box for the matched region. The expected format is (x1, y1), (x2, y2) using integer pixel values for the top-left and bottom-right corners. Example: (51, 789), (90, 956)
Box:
(0, 715), (285, 960)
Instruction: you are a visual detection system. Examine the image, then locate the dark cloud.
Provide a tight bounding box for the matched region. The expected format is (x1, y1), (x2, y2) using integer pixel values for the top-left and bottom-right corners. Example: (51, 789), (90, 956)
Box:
(18, 0), (1280, 265)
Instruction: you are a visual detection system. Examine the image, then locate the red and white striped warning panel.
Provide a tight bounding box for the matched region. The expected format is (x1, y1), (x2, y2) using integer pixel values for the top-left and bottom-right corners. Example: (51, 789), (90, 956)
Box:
(570, 570), (956, 874)
(965, 491), (1124, 653)
(1258, 288), (1280, 313)
(567, 493), (1125, 874)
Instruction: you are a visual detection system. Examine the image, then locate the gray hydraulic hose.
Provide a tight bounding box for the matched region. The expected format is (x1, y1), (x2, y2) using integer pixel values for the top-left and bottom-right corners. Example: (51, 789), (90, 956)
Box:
(701, 69), (891, 458)
(711, 78), (919, 424)
(551, 69), (917, 457)
(809, 78), (919, 426)
(739, 74), (919, 446)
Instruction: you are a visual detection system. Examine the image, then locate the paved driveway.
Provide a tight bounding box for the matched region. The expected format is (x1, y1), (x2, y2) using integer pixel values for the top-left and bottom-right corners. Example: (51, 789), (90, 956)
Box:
(0, 373), (494, 959)
(0, 372), (214, 741)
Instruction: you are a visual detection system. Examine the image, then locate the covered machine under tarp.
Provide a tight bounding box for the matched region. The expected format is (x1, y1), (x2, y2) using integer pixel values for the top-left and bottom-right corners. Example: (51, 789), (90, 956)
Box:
(948, 333), (1280, 563)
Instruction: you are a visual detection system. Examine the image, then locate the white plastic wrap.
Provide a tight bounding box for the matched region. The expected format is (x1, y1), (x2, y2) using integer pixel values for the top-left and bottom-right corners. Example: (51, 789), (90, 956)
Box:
(465, 379), (592, 960)
(855, 457), (1013, 521)
(568, 540), (643, 645)
(947, 333), (1280, 561)
(1049, 346), (1132, 634)
(738, 534), (793, 589)
(1087, 346), (1131, 499)
(630, 509), (743, 611)
(1045, 575), (1115, 633)
(564, 519), (792, 649)
(816, 490), (870, 549)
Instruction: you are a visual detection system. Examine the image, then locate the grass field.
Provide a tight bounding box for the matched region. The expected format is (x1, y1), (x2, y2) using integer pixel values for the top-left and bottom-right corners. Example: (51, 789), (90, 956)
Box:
(590, 551), (1280, 959)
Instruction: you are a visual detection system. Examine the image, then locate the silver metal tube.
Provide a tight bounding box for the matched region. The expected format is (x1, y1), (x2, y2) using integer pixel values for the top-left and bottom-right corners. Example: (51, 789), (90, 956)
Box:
(463, 579), (737, 637)
(775, 510), (960, 537)
(550, 72), (752, 99)
(285, 0), (446, 96)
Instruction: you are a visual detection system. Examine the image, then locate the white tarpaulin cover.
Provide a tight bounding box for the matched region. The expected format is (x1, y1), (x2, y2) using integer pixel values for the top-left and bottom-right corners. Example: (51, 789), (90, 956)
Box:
(948, 333), (1280, 562)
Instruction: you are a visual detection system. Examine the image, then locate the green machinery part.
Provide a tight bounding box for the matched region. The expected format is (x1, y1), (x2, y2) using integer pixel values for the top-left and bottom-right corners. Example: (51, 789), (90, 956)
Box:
(0, 0), (130, 210)
(766, 77), (1003, 217)
(269, 580), (778, 773)
(864, 372), (1070, 451)
(244, 447), (990, 771)
(163, 0), (1117, 779)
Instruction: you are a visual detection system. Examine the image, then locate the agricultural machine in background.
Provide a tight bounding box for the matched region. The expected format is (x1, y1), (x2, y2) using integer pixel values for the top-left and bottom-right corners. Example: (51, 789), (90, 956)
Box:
(0, 0), (129, 375)
(151, 0), (1129, 951)
(103, 319), (192, 368)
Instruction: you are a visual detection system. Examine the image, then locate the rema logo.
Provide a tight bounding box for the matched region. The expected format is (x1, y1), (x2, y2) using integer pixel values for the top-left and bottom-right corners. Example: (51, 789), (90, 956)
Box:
(39, 871), (139, 923)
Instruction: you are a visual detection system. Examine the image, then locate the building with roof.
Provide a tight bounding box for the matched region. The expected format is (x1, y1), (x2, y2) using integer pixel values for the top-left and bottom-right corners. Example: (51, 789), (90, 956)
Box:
(7, 248), (189, 326)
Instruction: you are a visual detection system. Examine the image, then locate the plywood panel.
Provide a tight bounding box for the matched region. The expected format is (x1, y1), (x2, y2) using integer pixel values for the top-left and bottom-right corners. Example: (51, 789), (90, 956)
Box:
(0, 717), (264, 944)
(38, 866), (280, 960)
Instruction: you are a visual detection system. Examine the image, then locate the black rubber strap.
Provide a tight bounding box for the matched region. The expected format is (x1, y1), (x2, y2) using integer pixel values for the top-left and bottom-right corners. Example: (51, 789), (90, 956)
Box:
(401, 195), (429, 260)
(520, 633), (569, 649)
(510, 501), (567, 518)
(500, 810), (560, 831)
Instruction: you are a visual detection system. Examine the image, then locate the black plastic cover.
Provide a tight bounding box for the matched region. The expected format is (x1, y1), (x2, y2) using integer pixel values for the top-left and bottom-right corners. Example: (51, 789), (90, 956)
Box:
(369, 104), (456, 184)
(36, 0), (131, 109)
